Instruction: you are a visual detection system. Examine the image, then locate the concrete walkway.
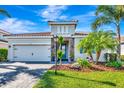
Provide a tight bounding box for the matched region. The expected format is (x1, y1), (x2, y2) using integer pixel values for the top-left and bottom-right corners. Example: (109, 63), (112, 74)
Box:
(0, 62), (53, 88)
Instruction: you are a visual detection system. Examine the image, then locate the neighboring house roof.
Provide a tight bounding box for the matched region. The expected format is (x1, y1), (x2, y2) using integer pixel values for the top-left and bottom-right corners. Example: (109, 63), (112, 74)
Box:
(0, 29), (11, 35)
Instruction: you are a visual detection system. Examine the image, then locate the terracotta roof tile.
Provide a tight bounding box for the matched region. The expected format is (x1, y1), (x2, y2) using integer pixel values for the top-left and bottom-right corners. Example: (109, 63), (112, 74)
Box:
(4, 32), (89, 37)
(74, 32), (88, 35)
(4, 32), (51, 36)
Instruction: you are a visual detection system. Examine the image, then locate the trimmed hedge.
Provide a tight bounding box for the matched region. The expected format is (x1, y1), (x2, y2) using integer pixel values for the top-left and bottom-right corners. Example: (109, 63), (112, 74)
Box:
(0, 48), (8, 62)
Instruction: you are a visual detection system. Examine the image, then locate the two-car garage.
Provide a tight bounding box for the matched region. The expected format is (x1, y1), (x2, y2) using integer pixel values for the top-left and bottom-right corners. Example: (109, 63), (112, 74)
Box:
(5, 33), (52, 62)
(13, 45), (51, 62)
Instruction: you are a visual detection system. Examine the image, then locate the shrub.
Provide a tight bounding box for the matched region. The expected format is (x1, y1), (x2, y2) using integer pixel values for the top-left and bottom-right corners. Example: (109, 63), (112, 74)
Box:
(104, 53), (117, 62)
(105, 61), (122, 69)
(0, 48), (8, 62)
(71, 62), (81, 68)
(121, 55), (124, 61)
(77, 58), (91, 68)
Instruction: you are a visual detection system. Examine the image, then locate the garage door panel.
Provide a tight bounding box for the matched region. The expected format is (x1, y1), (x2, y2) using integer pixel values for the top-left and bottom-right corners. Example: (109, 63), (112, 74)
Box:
(13, 45), (51, 61)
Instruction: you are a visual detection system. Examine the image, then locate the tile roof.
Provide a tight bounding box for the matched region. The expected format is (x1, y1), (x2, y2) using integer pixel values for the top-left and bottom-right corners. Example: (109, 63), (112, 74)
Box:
(0, 29), (11, 35)
(74, 32), (88, 35)
(4, 32), (89, 37)
(4, 32), (52, 36)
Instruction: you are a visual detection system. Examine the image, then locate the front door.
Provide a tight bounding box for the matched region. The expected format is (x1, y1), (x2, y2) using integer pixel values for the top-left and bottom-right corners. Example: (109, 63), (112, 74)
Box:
(62, 44), (67, 60)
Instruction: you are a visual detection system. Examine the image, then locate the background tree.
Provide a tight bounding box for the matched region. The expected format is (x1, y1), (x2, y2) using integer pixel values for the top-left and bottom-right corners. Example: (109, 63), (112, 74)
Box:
(91, 5), (124, 60)
(0, 8), (11, 17)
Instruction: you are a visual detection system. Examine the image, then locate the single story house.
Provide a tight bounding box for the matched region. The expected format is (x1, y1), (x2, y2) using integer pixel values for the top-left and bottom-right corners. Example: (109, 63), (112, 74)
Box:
(3, 20), (123, 62)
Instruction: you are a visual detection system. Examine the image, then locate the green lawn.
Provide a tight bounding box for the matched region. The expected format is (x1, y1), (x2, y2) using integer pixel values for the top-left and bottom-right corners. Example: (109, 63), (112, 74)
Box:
(33, 70), (124, 88)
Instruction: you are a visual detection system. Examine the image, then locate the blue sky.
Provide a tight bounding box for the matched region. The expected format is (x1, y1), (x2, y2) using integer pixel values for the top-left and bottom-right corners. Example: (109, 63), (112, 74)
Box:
(0, 5), (124, 35)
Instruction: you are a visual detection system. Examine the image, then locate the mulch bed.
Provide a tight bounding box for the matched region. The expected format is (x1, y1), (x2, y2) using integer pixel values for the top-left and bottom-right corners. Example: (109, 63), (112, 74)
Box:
(49, 64), (124, 72)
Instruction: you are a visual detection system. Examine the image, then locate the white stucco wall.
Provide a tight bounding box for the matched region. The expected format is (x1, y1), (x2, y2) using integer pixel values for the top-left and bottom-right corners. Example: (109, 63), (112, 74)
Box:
(74, 37), (107, 62)
(0, 41), (8, 49)
(6, 38), (51, 61)
(51, 24), (75, 35)
(121, 44), (124, 55)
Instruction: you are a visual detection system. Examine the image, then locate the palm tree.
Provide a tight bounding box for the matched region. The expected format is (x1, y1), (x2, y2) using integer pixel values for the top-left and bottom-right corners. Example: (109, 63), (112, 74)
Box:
(58, 36), (64, 50)
(0, 8), (11, 17)
(57, 50), (63, 65)
(92, 5), (124, 60)
(78, 34), (94, 62)
(58, 36), (64, 65)
(92, 31), (117, 63)
(78, 30), (117, 64)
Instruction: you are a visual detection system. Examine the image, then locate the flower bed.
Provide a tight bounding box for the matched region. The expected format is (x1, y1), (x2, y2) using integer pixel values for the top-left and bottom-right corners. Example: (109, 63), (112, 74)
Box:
(49, 63), (124, 72)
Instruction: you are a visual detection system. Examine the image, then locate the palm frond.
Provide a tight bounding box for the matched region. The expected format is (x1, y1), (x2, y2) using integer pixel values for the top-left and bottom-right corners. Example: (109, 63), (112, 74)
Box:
(91, 16), (112, 30)
(0, 8), (11, 17)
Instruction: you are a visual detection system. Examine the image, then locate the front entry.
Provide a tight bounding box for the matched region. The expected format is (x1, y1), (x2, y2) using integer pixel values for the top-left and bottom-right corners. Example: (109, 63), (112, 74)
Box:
(61, 44), (68, 61)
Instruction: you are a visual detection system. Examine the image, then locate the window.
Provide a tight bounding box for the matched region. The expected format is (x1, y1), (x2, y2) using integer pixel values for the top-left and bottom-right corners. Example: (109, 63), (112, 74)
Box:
(60, 26), (62, 33)
(80, 47), (83, 54)
(64, 26), (66, 33)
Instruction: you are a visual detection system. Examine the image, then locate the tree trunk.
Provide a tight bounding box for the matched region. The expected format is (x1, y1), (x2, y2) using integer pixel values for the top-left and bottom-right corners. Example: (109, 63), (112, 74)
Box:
(60, 59), (62, 65)
(59, 44), (62, 65)
(96, 51), (101, 64)
(116, 24), (121, 61)
(89, 53), (94, 62)
(59, 44), (61, 50)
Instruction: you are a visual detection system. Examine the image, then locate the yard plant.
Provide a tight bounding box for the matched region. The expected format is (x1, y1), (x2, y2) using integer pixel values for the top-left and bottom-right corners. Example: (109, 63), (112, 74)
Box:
(105, 61), (122, 69)
(0, 48), (8, 62)
(77, 58), (91, 68)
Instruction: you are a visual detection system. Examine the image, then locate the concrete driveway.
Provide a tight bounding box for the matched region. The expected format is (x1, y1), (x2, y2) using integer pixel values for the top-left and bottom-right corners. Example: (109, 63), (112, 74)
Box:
(0, 62), (53, 88)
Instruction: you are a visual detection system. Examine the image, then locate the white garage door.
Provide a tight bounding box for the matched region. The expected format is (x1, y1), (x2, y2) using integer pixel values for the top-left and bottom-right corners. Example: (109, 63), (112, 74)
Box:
(13, 45), (51, 61)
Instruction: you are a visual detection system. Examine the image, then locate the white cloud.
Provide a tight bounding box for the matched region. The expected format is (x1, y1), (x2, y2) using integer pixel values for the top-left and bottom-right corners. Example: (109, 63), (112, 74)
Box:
(0, 18), (38, 33)
(71, 11), (96, 32)
(72, 11), (96, 23)
(38, 5), (68, 21)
